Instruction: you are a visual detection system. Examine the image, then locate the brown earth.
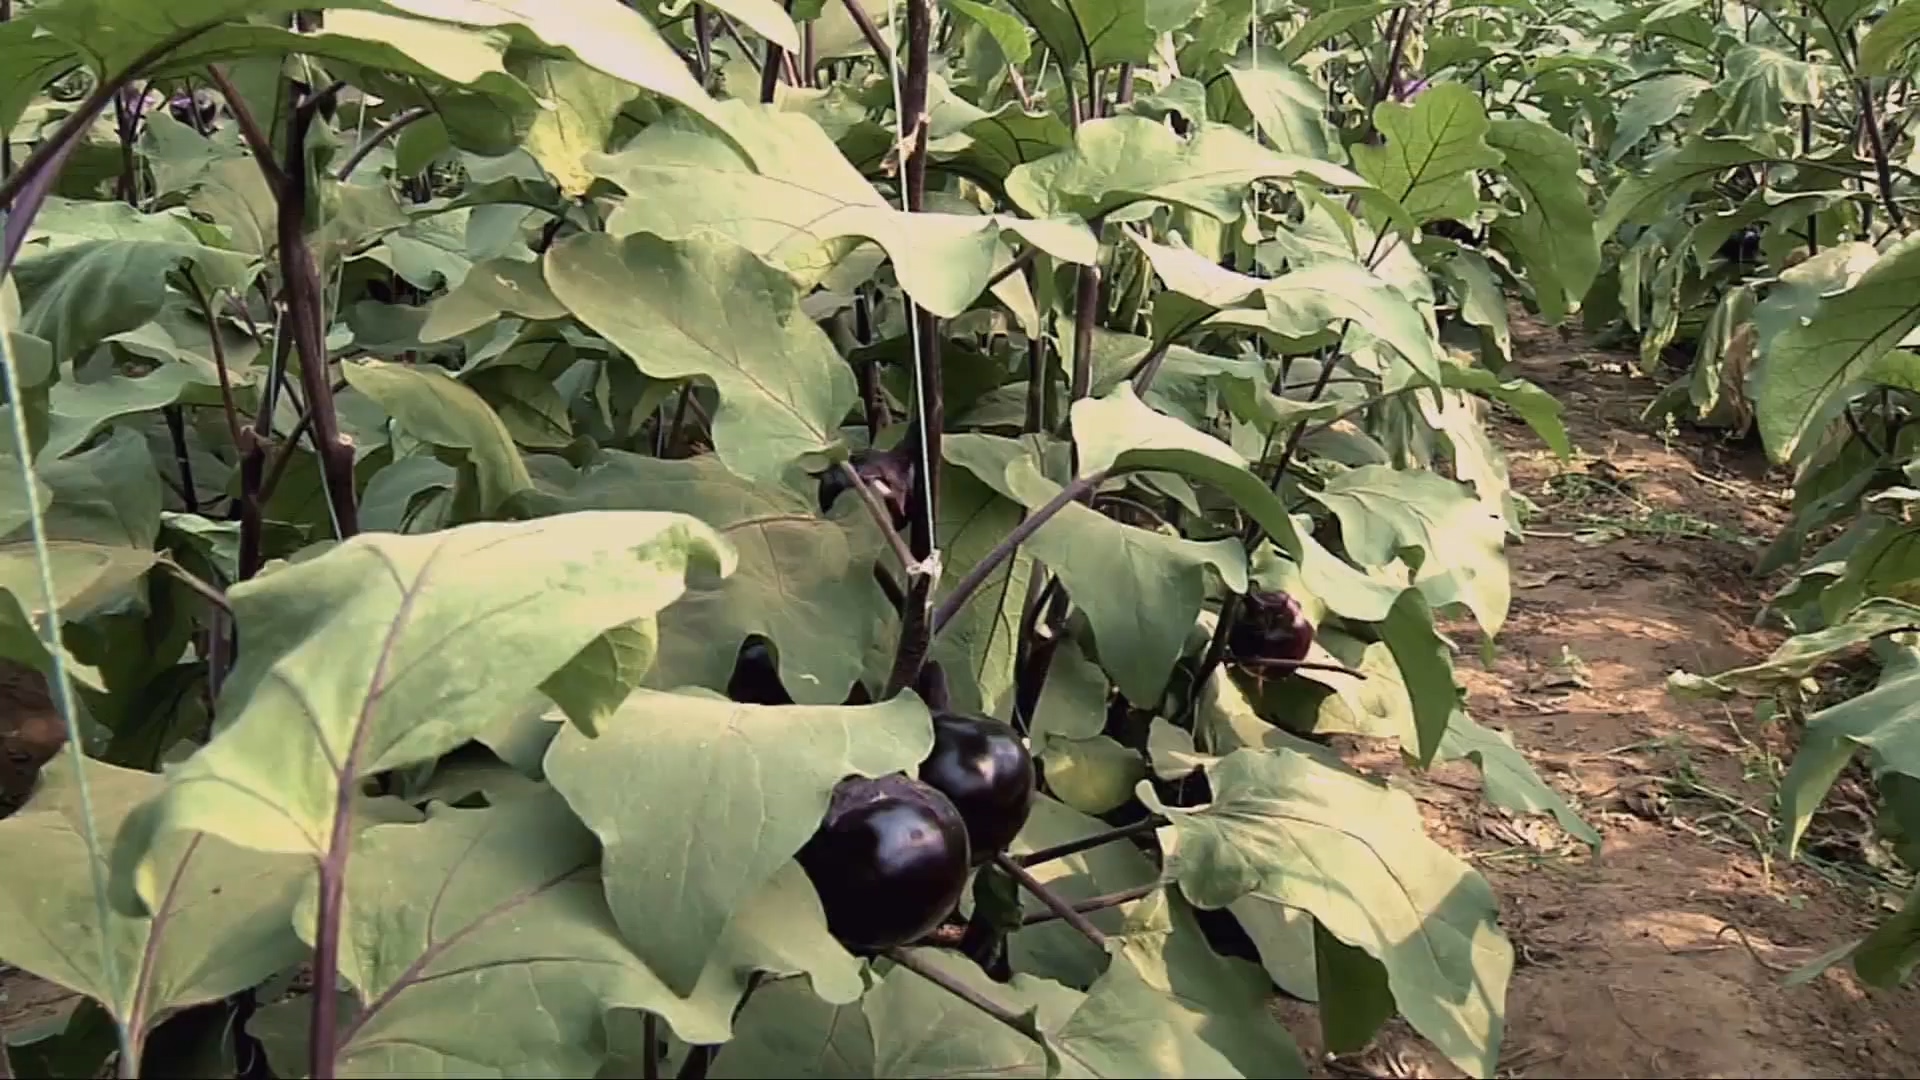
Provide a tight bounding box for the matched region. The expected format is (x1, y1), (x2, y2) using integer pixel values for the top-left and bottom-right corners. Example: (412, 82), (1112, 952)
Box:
(4, 312), (1918, 1077)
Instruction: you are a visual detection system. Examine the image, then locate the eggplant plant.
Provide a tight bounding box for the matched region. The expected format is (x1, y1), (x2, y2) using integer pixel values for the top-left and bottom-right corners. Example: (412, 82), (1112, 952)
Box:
(0, 0), (1614, 1076)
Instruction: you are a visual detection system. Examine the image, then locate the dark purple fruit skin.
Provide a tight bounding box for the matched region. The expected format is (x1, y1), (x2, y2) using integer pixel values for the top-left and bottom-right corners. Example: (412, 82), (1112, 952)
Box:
(796, 774), (971, 952)
(817, 449), (914, 530)
(1228, 589), (1314, 664)
(919, 712), (1035, 863)
(727, 637), (793, 706)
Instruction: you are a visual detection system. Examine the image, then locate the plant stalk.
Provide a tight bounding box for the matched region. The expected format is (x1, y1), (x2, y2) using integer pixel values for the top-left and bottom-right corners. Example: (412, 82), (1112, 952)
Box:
(995, 852), (1108, 946)
(1016, 815), (1167, 866)
(929, 469), (1111, 635)
(1020, 881), (1160, 925)
(839, 0), (895, 64)
(335, 105), (429, 181)
(277, 83), (361, 540)
(884, 947), (1048, 1038)
(883, 0), (943, 698)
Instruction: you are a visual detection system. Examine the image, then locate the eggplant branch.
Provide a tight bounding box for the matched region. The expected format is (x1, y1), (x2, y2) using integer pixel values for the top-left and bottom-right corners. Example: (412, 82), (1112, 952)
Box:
(929, 469), (1112, 636)
(1020, 881), (1160, 926)
(1016, 815), (1167, 867)
(276, 82), (361, 543)
(995, 852), (1108, 947)
(882, 0), (944, 698)
(884, 947), (1049, 1039)
(335, 105), (430, 181)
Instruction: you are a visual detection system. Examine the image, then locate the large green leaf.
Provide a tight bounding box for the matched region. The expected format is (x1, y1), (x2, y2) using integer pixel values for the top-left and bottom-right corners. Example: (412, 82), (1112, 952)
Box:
(0, 750), (305, 1062)
(1130, 234), (1444, 386)
(10, 239), (250, 366)
(106, 513), (732, 914)
(517, 57), (641, 197)
(591, 104), (1094, 320)
(545, 688), (930, 996)
(0, 538), (159, 687)
(343, 359), (535, 516)
(1147, 747), (1513, 1078)
(1607, 74), (1711, 160)
(419, 256), (567, 342)
(545, 232), (858, 486)
(1350, 83), (1502, 227)
(1307, 465), (1509, 635)
(1750, 233), (1920, 464)
(1224, 61), (1337, 159)
(1715, 44), (1828, 131)
(933, 462), (1037, 717)
(543, 451), (895, 704)
(257, 788), (844, 1075)
(1485, 118), (1598, 326)
(1861, 0), (1920, 73)
(1597, 137), (1773, 237)
(1006, 116), (1366, 222)
(1005, 0), (1179, 69)
(946, 433), (1248, 706)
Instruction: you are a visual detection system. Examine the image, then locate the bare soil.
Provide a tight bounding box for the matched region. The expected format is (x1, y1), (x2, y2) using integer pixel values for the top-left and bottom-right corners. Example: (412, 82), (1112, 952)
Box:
(4, 311), (1917, 1077)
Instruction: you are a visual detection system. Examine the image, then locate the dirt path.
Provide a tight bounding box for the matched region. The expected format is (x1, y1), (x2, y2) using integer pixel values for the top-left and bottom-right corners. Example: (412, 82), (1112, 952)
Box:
(1291, 312), (1920, 1078)
(4, 314), (1918, 1077)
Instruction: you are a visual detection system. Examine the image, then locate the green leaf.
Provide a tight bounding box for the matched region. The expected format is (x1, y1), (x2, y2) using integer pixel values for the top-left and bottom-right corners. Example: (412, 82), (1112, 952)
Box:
(1088, 890), (1308, 1076)
(1715, 44), (1829, 131)
(0, 749), (305, 1055)
(1006, 0), (1149, 67)
(35, 359), (254, 463)
(949, 0), (1034, 63)
(419, 256), (566, 342)
(256, 788), (824, 1075)
(1485, 118), (1598, 326)
(546, 689), (932, 995)
(1750, 232), (1920, 464)
(1308, 465), (1510, 635)
(1861, 0), (1920, 73)
(1440, 362), (1571, 458)
(1780, 650), (1920, 857)
(1669, 599), (1920, 699)
(0, 539), (159, 687)
(1007, 797), (1161, 985)
(1147, 747), (1513, 1078)
(1853, 882), (1920, 986)
(545, 451), (895, 704)
(1350, 83), (1502, 227)
(544, 232), (858, 485)
(1313, 919), (1395, 1054)
(1006, 116), (1366, 223)
(10, 239), (250, 366)
(516, 57), (640, 197)
(1376, 588), (1458, 766)
(1597, 137), (1773, 237)
(1129, 235), (1444, 387)
(714, 950), (1070, 1077)
(1436, 710), (1602, 848)
(947, 433), (1247, 705)
(1607, 74), (1711, 162)
(932, 462), (1036, 717)
(106, 513), (733, 915)
(591, 104), (1095, 320)
(343, 359), (535, 516)
(1225, 61), (1337, 159)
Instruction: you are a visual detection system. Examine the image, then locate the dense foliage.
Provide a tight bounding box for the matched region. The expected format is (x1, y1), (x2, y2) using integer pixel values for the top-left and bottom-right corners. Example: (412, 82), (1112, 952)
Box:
(0, 0), (1911, 1075)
